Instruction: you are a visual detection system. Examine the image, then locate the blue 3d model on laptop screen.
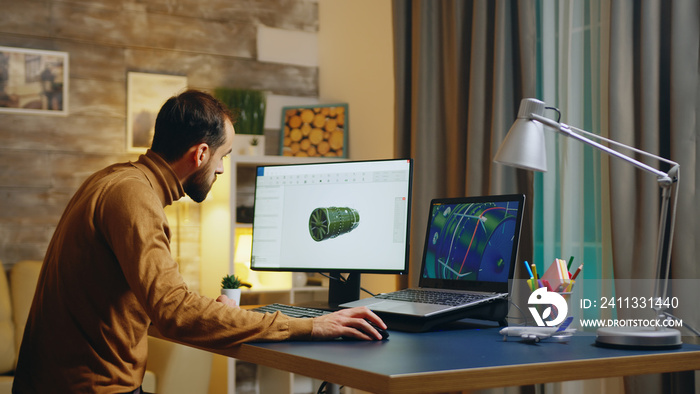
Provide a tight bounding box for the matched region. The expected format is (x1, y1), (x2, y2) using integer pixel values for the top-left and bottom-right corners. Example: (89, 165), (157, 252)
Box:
(423, 197), (522, 284)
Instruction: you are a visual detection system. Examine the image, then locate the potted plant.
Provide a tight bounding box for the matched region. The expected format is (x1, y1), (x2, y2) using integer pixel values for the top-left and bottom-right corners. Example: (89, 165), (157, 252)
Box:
(214, 87), (266, 155)
(220, 274), (250, 305)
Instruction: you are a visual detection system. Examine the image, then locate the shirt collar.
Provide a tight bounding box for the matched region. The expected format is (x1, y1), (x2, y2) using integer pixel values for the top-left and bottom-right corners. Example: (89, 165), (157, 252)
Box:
(136, 150), (186, 207)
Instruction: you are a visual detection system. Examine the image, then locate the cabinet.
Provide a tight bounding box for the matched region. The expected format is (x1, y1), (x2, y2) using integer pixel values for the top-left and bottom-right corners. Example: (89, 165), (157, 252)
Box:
(227, 154), (344, 394)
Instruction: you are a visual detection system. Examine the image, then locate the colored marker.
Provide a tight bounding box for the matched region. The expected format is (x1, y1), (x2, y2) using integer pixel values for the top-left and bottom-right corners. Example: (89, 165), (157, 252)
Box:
(530, 263), (538, 280)
(530, 263), (541, 288)
(542, 279), (552, 291)
(524, 260), (534, 278)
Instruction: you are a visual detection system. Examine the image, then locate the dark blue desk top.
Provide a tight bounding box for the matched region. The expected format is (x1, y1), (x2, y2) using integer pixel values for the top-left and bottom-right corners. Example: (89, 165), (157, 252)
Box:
(234, 327), (700, 393)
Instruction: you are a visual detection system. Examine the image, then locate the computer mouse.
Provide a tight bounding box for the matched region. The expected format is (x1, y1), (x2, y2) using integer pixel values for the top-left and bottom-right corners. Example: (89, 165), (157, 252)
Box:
(364, 319), (389, 340)
(340, 320), (389, 341)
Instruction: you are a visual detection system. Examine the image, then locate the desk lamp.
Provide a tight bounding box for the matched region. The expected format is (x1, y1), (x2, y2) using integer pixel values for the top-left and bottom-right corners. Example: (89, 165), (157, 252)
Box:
(494, 98), (681, 349)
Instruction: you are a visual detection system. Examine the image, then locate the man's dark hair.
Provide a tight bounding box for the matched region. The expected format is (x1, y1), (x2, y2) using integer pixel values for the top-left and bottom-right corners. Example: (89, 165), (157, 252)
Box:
(151, 89), (233, 163)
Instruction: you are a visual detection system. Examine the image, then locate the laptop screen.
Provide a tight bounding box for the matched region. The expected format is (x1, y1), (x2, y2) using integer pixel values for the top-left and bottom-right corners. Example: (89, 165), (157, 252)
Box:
(418, 194), (525, 293)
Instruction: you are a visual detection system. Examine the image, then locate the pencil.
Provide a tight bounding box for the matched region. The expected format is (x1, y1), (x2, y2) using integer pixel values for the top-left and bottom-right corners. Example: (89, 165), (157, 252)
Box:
(571, 264), (583, 280)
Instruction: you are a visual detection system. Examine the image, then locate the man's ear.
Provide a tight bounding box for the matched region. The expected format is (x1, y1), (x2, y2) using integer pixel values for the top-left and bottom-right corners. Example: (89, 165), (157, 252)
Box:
(193, 143), (210, 168)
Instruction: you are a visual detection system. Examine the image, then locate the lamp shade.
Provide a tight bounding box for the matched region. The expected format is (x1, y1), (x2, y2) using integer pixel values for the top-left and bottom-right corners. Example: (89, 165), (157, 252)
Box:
(494, 99), (548, 172)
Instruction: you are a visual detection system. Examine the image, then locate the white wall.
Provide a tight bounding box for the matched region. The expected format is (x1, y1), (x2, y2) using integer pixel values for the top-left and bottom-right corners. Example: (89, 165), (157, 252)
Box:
(318, 0), (395, 160)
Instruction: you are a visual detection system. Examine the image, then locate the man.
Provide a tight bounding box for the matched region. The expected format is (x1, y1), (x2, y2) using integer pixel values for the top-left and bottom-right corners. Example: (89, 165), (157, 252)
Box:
(13, 90), (386, 393)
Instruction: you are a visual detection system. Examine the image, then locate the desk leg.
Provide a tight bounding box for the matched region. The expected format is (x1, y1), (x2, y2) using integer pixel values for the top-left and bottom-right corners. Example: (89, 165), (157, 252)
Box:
(326, 382), (340, 394)
(665, 371), (695, 393)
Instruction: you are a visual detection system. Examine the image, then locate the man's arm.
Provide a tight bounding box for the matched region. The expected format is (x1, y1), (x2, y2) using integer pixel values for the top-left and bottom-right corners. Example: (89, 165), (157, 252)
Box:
(216, 295), (387, 341)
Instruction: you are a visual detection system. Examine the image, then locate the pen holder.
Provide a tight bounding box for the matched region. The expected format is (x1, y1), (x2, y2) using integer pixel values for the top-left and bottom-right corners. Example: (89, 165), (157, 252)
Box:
(551, 291), (571, 322)
(529, 290), (572, 325)
(528, 289), (571, 323)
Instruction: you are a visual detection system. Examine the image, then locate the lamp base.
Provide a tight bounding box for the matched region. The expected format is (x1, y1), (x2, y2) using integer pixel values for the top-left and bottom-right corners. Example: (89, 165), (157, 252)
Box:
(595, 326), (682, 349)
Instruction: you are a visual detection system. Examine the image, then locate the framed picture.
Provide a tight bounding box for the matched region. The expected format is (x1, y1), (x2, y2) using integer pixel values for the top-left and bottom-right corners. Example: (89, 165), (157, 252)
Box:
(280, 104), (348, 157)
(0, 46), (69, 116)
(127, 72), (187, 152)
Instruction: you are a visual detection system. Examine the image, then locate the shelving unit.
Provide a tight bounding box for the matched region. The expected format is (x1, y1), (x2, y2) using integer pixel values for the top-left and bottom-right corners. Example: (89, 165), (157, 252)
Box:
(227, 154), (344, 394)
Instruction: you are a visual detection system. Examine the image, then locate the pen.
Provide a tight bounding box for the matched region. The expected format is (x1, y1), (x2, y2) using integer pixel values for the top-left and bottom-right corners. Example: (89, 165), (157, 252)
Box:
(571, 264), (583, 280)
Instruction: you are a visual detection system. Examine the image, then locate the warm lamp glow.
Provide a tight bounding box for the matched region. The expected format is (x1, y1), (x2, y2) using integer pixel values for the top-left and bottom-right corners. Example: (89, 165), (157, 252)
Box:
(234, 232), (252, 264)
(233, 228), (291, 289)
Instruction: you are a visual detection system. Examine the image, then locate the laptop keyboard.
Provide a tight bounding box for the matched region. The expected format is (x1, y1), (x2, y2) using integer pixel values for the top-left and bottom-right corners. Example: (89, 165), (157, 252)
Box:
(252, 303), (331, 318)
(375, 289), (494, 306)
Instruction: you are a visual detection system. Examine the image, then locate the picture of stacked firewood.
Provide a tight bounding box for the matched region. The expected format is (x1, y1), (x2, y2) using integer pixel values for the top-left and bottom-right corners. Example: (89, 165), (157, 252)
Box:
(281, 105), (347, 157)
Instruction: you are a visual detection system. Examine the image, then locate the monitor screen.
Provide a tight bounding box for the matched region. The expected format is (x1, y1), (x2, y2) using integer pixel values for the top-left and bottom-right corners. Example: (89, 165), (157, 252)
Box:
(250, 159), (413, 274)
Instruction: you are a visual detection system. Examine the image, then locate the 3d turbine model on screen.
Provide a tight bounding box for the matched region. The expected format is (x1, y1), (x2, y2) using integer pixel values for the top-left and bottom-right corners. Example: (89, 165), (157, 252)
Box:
(426, 203), (517, 281)
(308, 207), (360, 241)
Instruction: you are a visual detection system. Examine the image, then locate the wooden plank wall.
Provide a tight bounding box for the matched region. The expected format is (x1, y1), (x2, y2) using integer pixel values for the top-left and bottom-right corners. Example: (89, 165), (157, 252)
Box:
(0, 0), (319, 270)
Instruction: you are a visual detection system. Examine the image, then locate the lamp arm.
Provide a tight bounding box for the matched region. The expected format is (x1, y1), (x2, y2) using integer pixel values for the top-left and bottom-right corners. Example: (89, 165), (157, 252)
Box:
(654, 166), (680, 312)
(530, 113), (677, 186)
(565, 124), (679, 170)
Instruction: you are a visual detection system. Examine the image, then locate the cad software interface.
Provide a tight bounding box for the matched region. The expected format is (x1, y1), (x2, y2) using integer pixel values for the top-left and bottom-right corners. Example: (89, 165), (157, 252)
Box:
(251, 159), (412, 272)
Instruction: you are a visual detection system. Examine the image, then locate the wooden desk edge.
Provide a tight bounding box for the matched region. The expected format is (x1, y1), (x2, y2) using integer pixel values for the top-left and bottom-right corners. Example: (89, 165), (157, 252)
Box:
(386, 351), (700, 393)
(149, 326), (700, 393)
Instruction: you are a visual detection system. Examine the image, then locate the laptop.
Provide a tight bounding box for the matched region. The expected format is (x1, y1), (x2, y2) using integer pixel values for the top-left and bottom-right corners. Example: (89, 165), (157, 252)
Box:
(340, 194), (525, 332)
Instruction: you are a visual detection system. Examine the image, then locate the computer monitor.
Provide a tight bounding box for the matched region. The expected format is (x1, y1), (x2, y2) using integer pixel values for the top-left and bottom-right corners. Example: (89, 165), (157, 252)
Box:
(250, 158), (413, 306)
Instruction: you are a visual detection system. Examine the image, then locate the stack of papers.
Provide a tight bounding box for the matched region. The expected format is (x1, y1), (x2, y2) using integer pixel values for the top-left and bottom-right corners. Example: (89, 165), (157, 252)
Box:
(541, 259), (573, 292)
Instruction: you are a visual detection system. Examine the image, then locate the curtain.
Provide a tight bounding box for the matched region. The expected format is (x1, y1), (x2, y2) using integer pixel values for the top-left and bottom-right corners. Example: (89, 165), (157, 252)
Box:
(607, 0), (699, 294)
(393, 2), (536, 392)
(536, 2), (620, 392)
(393, 0), (536, 292)
(394, 0), (699, 393)
(606, 0), (699, 393)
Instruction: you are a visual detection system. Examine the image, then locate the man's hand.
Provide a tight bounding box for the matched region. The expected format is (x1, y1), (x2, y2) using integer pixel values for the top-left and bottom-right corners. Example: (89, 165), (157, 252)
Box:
(216, 294), (240, 308)
(311, 307), (387, 341)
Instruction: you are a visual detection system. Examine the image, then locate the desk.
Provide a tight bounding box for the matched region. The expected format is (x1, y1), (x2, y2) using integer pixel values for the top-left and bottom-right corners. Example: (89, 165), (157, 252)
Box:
(150, 325), (700, 393)
(221, 328), (700, 394)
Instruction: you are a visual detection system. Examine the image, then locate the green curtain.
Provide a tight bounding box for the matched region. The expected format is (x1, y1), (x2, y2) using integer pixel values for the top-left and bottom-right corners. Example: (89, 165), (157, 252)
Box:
(532, 0), (611, 331)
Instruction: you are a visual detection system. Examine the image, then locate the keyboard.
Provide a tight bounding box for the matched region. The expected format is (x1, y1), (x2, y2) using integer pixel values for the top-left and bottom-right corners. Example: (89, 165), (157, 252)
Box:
(252, 303), (331, 318)
(374, 289), (495, 306)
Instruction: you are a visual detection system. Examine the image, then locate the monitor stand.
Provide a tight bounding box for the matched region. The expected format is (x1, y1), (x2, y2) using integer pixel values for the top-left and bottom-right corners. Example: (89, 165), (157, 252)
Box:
(294, 272), (361, 311)
(327, 271), (361, 307)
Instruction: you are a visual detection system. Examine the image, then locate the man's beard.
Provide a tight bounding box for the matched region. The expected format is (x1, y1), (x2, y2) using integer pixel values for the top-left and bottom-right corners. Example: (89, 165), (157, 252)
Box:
(183, 162), (214, 203)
